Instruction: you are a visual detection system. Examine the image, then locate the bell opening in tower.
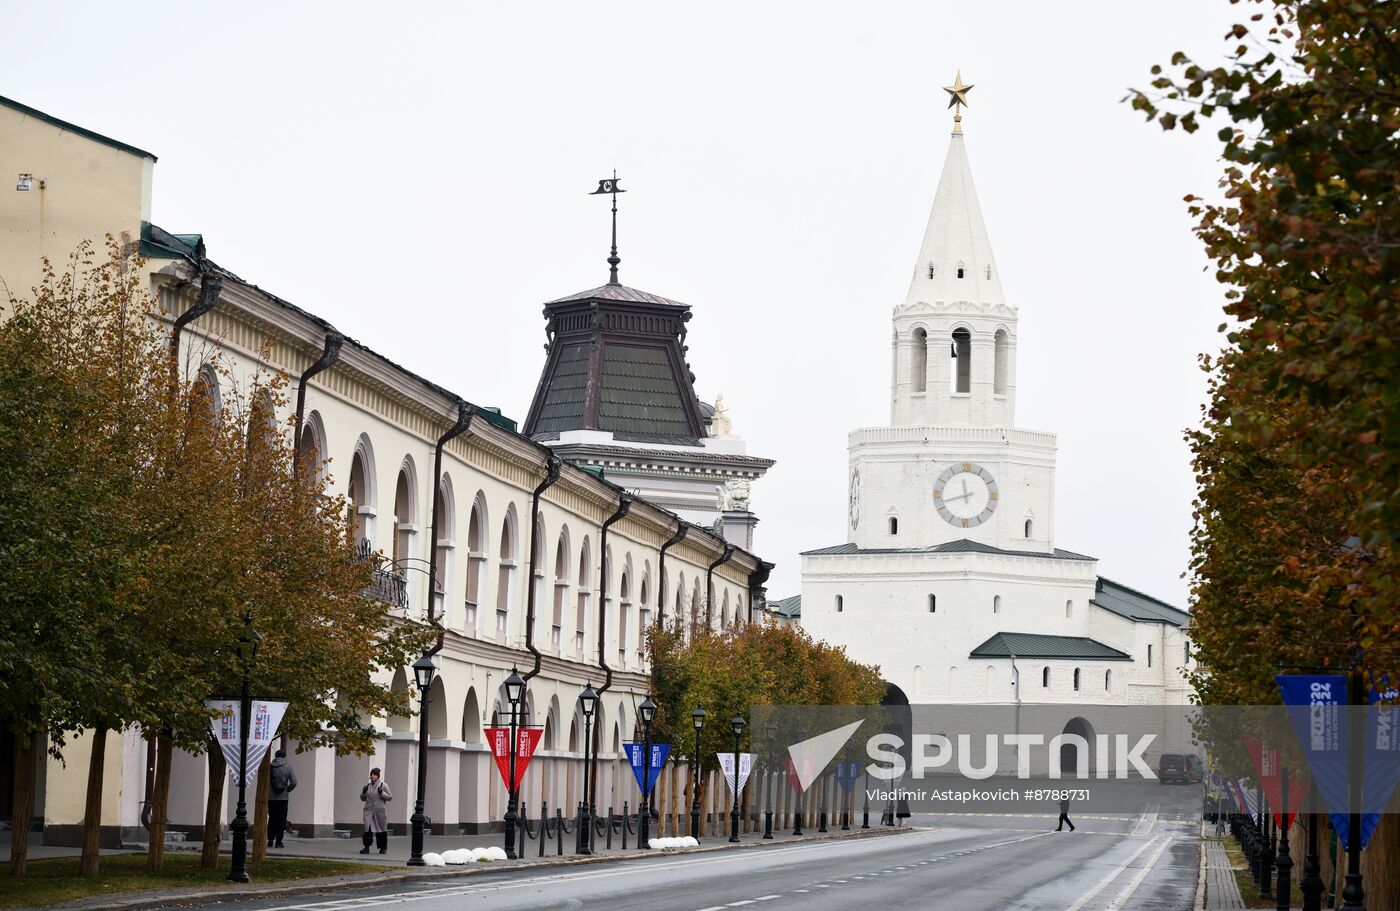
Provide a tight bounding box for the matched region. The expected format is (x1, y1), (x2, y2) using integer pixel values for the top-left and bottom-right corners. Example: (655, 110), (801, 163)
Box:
(951, 328), (972, 394)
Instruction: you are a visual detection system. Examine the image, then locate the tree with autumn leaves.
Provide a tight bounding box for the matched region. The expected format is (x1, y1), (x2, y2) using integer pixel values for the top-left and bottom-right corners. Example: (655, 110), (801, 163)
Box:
(1130, 0), (1398, 703)
(645, 618), (885, 764)
(1131, 0), (1399, 902)
(0, 242), (430, 877)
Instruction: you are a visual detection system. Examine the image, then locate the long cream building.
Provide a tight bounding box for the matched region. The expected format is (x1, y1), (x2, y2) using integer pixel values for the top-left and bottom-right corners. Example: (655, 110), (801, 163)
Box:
(1, 94), (771, 844)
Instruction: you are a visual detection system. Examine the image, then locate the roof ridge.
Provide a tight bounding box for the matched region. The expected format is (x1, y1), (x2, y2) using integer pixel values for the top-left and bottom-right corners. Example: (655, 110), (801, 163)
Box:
(1, 94), (157, 161)
(1097, 576), (1189, 616)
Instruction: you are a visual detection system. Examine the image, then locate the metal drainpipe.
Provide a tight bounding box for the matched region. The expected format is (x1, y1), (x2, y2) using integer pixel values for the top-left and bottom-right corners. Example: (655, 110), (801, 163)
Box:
(521, 455), (563, 685)
(423, 400), (474, 645)
(746, 561), (772, 625)
(704, 543), (736, 627)
(657, 520), (688, 629)
(292, 331), (345, 475)
(168, 272), (222, 390)
(591, 493), (631, 807)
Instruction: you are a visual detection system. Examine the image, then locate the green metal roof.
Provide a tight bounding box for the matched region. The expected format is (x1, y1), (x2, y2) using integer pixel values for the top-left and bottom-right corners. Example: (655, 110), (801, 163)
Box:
(1, 94), (157, 161)
(969, 632), (1132, 662)
(1092, 577), (1189, 628)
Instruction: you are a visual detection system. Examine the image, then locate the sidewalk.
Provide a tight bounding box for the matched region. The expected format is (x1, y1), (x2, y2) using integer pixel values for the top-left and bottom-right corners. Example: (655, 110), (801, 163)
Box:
(1196, 828), (1246, 911)
(19, 823), (911, 911)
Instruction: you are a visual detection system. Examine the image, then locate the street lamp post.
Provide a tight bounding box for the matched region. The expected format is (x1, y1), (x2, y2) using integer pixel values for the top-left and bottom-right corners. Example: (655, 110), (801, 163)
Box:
(729, 715), (746, 843)
(227, 614), (261, 884)
(638, 696), (657, 849)
(503, 668), (525, 860)
(690, 705), (706, 840)
(792, 728), (806, 837)
(576, 683), (598, 855)
(763, 721), (776, 840)
(407, 655), (438, 867)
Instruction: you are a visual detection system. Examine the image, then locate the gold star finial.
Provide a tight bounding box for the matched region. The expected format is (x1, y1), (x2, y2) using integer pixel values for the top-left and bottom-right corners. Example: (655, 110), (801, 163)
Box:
(943, 70), (974, 134)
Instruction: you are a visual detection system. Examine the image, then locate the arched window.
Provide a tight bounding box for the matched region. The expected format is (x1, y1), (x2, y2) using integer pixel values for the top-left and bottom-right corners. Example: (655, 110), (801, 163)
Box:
(552, 531), (569, 654)
(985, 264), (992, 280)
(1147, 644), (1153, 667)
(465, 494), (486, 635)
(1073, 668), (1081, 691)
(575, 538), (591, 657)
(297, 411), (328, 486)
(928, 594), (936, 613)
(993, 595), (1001, 614)
(618, 561), (632, 666)
(495, 506), (517, 644)
(1042, 667), (1050, 688)
(191, 364), (221, 425)
(911, 328), (928, 394)
(956, 261), (966, 279)
(1065, 600), (1073, 619)
(835, 594), (844, 613)
(951, 328), (971, 393)
(392, 460), (416, 609)
(927, 261), (936, 279)
(889, 516), (899, 535)
(347, 441), (373, 547)
(432, 476), (455, 623)
(638, 574), (651, 656)
(1105, 670), (1112, 690)
(1024, 518), (1033, 539)
(994, 329), (1009, 395)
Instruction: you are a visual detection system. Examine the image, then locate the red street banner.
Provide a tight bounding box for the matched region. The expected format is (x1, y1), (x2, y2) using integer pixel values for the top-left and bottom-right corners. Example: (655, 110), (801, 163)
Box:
(486, 727), (544, 791)
(1245, 736), (1307, 829)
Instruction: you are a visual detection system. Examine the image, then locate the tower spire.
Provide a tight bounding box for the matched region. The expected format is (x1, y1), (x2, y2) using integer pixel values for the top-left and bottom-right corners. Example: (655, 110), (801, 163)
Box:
(943, 70), (974, 135)
(590, 172), (626, 284)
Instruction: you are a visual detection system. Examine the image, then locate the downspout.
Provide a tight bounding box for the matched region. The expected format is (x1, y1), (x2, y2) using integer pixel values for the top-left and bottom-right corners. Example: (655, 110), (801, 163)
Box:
(596, 494), (633, 700)
(423, 400), (474, 653)
(293, 331), (345, 474)
(656, 520), (688, 629)
(1010, 654), (1021, 738)
(522, 455), (563, 685)
(705, 543), (736, 627)
(168, 272), (222, 392)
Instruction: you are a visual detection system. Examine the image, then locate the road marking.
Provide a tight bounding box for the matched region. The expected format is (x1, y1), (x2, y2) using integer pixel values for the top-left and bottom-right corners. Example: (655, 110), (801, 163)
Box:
(727, 902), (755, 907)
(756, 897), (781, 902)
(1064, 835), (1164, 911)
(1105, 834), (1175, 909)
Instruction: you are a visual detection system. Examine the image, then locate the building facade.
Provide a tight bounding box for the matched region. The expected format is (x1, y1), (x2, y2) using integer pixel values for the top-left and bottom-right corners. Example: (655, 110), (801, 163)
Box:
(1, 95), (771, 845)
(798, 90), (1191, 709)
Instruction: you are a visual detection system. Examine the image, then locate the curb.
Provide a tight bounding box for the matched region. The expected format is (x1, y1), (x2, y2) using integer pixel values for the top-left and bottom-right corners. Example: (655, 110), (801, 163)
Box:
(26, 826), (914, 911)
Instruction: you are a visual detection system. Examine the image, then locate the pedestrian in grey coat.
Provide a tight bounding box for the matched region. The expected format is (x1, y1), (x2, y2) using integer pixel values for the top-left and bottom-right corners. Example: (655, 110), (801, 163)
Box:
(268, 750), (298, 848)
(360, 768), (392, 854)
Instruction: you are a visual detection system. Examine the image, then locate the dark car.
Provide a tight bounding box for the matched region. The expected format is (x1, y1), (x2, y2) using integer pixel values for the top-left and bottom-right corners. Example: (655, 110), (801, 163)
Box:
(1184, 754), (1205, 783)
(1157, 753), (1191, 784)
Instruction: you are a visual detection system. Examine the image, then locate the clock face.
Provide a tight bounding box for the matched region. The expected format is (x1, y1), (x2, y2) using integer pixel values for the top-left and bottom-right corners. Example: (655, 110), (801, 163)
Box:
(849, 468), (861, 529)
(933, 462), (998, 528)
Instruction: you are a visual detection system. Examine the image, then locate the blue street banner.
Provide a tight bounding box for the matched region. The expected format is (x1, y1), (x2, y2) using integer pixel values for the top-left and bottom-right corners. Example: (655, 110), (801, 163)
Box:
(833, 761), (862, 794)
(1275, 673), (1400, 849)
(624, 742), (671, 796)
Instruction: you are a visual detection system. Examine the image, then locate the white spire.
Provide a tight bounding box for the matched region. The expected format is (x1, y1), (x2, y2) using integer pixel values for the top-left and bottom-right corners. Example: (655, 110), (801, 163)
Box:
(903, 132), (1005, 310)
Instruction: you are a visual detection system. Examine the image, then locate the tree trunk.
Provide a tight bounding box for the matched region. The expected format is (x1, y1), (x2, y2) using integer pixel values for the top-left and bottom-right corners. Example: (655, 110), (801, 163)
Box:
(8, 731), (38, 876)
(250, 749), (272, 863)
(80, 726), (108, 876)
(146, 733), (173, 873)
(200, 739), (226, 869)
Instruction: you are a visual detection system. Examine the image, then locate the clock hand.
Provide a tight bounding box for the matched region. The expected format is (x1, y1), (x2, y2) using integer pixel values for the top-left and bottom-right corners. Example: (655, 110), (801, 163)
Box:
(961, 479), (970, 499)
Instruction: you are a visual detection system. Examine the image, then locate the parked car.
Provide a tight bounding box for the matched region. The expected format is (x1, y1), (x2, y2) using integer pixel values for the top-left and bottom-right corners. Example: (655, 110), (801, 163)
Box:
(1184, 754), (1205, 783)
(1157, 753), (1192, 784)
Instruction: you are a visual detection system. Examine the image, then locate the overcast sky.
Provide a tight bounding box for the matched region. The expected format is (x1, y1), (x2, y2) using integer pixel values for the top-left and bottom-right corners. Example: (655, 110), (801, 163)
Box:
(1, 1), (1244, 604)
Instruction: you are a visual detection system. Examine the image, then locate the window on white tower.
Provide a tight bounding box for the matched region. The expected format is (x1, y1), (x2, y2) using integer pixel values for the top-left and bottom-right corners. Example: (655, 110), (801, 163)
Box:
(951, 328), (972, 393)
(928, 594), (936, 613)
(1024, 519), (1033, 539)
(911, 328), (927, 393)
(956, 261), (965, 279)
(889, 516), (898, 535)
(1065, 600), (1073, 618)
(1041, 667), (1050, 688)
(994, 329), (1009, 395)
(835, 594), (844, 613)
(1148, 644), (1153, 667)
(993, 595), (1001, 614)
(1073, 668), (1080, 691)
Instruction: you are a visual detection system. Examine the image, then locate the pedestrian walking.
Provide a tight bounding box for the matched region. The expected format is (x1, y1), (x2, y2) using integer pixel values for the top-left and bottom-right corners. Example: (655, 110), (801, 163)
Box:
(360, 767), (392, 854)
(268, 749), (298, 848)
(1056, 796), (1075, 832)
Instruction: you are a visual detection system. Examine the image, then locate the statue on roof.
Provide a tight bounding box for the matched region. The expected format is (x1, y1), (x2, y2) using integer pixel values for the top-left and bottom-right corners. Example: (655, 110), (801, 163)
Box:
(711, 393), (733, 437)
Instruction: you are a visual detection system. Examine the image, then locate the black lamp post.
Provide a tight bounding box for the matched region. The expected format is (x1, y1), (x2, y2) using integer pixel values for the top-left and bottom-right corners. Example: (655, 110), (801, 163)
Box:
(228, 614), (261, 883)
(763, 721), (777, 839)
(503, 667), (525, 860)
(638, 696), (657, 849)
(576, 683), (598, 855)
(793, 728), (806, 837)
(407, 655), (437, 866)
(1340, 664), (1367, 911)
(690, 705), (706, 840)
(729, 715), (746, 843)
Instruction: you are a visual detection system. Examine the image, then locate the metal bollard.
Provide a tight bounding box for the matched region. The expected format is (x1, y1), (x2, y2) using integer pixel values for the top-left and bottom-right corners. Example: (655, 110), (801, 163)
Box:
(606, 806), (614, 849)
(539, 801), (548, 857)
(622, 801), (628, 850)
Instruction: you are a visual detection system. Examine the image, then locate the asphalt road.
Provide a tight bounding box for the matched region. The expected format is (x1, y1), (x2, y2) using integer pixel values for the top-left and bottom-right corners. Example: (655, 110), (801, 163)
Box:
(216, 796), (1201, 911)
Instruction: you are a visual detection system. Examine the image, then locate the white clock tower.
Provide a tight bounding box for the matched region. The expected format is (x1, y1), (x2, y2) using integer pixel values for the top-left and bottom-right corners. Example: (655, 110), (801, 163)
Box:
(851, 71), (1055, 554)
(802, 75), (1191, 709)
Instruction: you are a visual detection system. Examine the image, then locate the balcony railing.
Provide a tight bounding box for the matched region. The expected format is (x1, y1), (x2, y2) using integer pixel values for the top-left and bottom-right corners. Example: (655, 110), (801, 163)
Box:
(351, 538), (409, 611)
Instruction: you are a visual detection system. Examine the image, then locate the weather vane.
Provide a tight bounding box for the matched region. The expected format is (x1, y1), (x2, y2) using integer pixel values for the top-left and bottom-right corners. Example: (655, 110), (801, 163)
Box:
(943, 70), (974, 134)
(590, 172), (626, 284)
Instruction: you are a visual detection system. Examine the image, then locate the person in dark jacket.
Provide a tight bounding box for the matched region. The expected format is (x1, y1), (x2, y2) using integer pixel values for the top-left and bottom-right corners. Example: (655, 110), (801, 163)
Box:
(268, 749), (298, 848)
(1056, 796), (1075, 832)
